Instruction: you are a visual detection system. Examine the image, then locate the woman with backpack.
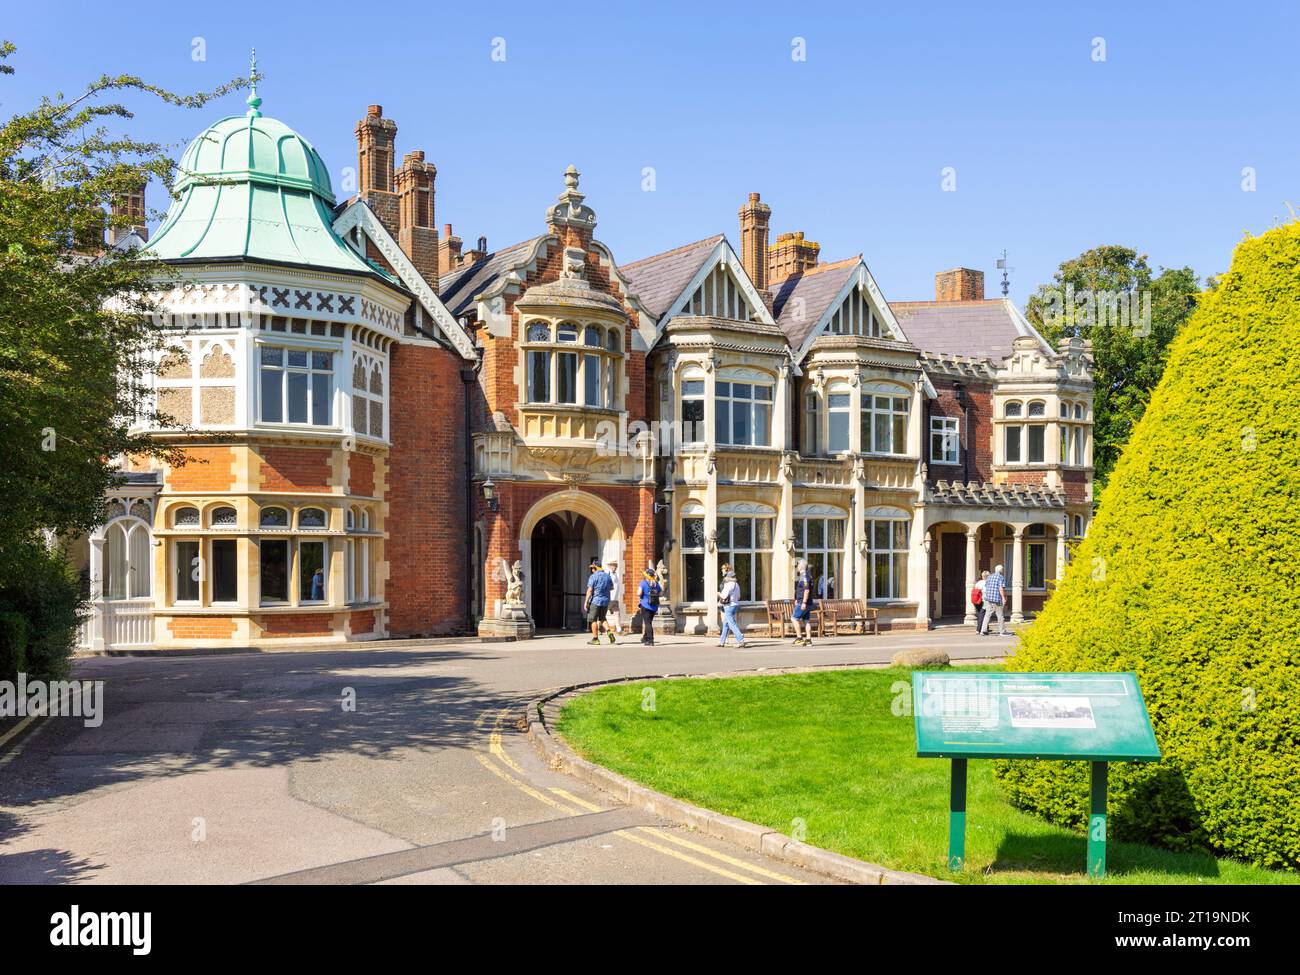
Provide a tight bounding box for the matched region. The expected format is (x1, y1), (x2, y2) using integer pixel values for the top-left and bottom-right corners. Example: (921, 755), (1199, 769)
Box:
(971, 569), (989, 632)
(637, 567), (661, 646)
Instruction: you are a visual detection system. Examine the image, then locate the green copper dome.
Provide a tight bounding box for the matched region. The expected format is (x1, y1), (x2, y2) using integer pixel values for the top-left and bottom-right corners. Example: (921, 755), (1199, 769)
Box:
(145, 105), (376, 276)
(172, 112), (336, 201)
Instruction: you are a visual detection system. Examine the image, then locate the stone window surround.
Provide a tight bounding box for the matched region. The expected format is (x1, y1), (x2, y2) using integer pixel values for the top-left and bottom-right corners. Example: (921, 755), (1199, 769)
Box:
(521, 316), (624, 410)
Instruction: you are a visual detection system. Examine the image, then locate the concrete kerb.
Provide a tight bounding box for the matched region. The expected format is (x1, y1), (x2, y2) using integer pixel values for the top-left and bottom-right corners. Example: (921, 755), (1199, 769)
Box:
(523, 660), (975, 886)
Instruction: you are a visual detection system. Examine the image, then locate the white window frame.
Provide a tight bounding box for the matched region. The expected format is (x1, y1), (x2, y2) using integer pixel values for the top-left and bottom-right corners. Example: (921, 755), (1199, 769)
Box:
(929, 415), (960, 464)
(865, 394), (909, 455)
(717, 514), (774, 603)
(866, 517), (909, 600)
(715, 380), (774, 447)
(259, 344), (335, 427)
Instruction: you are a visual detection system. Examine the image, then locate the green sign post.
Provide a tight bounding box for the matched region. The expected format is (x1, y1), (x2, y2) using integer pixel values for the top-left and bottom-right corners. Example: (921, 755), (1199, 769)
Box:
(912, 672), (1160, 878)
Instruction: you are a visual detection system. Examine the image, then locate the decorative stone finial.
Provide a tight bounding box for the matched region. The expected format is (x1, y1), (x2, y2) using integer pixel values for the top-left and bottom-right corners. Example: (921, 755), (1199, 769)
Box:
(546, 164), (596, 231)
(246, 49), (263, 117)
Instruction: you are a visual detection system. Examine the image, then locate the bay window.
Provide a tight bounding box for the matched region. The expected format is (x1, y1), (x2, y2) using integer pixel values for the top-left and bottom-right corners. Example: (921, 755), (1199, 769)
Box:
(867, 517), (909, 600)
(717, 514), (773, 602)
(794, 515), (845, 598)
(715, 381), (772, 447)
(1003, 399), (1051, 465)
(260, 346), (333, 426)
(864, 394), (909, 454)
(523, 318), (622, 409)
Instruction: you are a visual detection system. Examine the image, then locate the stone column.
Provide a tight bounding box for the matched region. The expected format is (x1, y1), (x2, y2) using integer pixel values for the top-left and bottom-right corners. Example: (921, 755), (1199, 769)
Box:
(89, 535), (106, 652)
(963, 525), (980, 626)
(704, 364), (720, 633)
(774, 454), (795, 598)
(909, 507), (930, 629)
(1010, 525), (1026, 624)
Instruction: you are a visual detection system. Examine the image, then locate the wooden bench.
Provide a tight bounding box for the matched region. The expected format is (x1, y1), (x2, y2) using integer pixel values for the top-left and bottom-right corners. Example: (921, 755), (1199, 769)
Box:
(765, 599), (825, 638)
(821, 598), (879, 636)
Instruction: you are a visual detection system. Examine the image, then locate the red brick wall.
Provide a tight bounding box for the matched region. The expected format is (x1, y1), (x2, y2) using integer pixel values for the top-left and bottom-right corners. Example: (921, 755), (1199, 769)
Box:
(1062, 469), (1088, 502)
(167, 617), (236, 640)
(1003, 470), (1049, 487)
(476, 481), (655, 617)
(260, 613), (333, 636)
(168, 447), (236, 492)
(260, 447), (332, 493)
(386, 342), (467, 636)
(349, 453), (375, 498)
(925, 379), (994, 483)
(350, 610), (376, 635)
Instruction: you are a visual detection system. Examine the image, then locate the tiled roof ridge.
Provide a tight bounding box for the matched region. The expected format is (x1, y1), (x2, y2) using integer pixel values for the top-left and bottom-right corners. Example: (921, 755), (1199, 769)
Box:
(892, 298), (1006, 308)
(439, 235), (542, 284)
(620, 233), (725, 271)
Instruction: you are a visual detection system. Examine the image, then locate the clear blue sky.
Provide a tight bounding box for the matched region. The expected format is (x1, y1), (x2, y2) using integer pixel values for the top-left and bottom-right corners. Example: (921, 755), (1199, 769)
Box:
(4, 0), (1296, 305)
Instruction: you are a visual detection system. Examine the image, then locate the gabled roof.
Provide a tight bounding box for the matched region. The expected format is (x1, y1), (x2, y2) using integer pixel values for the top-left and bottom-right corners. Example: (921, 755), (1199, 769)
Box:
(331, 200), (477, 360)
(767, 257), (861, 350)
(619, 235), (723, 319)
(889, 298), (1052, 363)
(438, 236), (545, 318)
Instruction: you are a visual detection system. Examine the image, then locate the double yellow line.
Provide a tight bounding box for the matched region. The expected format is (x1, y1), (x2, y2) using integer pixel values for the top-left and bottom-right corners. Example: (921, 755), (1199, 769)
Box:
(475, 707), (805, 885)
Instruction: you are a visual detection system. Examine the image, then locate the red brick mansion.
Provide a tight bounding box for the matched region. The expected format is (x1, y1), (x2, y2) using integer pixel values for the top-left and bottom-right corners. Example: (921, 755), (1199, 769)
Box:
(75, 96), (1093, 651)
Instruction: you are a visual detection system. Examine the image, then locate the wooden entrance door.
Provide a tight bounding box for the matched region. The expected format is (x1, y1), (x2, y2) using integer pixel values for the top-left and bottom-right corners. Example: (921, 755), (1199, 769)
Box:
(531, 518), (565, 628)
(940, 532), (966, 617)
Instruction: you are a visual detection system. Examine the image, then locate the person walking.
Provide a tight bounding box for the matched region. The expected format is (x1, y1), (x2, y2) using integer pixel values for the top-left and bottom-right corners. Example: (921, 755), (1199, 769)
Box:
(972, 569), (989, 633)
(606, 560), (625, 636)
(792, 559), (816, 647)
(583, 560), (616, 645)
(980, 564), (1008, 636)
(717, 564), (746, 648)
(637, 568), (661, 646)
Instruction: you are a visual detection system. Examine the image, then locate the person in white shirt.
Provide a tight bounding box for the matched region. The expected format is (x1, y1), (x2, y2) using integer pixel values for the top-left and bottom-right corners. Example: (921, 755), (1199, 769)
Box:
(606, 560), (625, 636)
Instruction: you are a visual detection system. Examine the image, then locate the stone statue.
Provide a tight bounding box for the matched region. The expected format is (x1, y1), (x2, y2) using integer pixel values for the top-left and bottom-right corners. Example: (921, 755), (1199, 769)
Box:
(655, 558), (670, 602)
(503, 559), (525, 608)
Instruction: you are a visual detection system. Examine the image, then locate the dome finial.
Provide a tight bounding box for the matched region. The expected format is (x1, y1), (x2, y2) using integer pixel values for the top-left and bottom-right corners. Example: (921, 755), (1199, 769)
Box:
(246, 48), (263, 117)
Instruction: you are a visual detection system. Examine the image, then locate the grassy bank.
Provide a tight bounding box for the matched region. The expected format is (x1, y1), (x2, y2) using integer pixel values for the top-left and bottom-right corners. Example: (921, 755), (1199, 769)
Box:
(557, 667), (1296, 885)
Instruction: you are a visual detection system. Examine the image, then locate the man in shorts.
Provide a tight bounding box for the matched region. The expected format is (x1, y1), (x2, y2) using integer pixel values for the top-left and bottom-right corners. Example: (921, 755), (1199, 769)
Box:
(584, 560), (616, 645)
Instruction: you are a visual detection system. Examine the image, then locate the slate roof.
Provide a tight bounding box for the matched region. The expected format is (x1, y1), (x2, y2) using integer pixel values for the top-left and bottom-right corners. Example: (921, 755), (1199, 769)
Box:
(618, 235), (723, 320)
(889, 298), (1050, 363)
(438, 236), (544, 318)
(767, 257), (860, 351)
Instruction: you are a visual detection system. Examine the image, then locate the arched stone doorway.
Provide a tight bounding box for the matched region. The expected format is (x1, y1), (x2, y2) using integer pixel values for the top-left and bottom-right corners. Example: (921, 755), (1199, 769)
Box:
(530, 513), (597, 630)
(518, 490), (627, 629)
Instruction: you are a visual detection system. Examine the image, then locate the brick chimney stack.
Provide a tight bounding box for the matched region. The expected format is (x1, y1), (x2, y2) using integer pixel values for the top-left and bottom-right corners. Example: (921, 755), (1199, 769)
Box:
(438, 223), (463, 276)
(738, 192), (771, 291)
(396, 149), (438, 288)
(462, 235), (488, 266)
(109, 179), (148, 244)
(767, 231), (820, 286)
(355, 105), (399, 235)
(935, 268), (984, 301)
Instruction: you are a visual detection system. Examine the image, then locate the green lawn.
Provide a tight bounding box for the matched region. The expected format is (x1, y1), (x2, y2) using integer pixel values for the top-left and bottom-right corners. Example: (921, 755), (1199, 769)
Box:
(557, 667), (1298, 885)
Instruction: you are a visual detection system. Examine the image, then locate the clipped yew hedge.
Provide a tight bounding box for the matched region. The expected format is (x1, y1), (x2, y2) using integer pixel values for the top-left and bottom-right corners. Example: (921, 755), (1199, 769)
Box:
(995, 221), (1300, 869)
